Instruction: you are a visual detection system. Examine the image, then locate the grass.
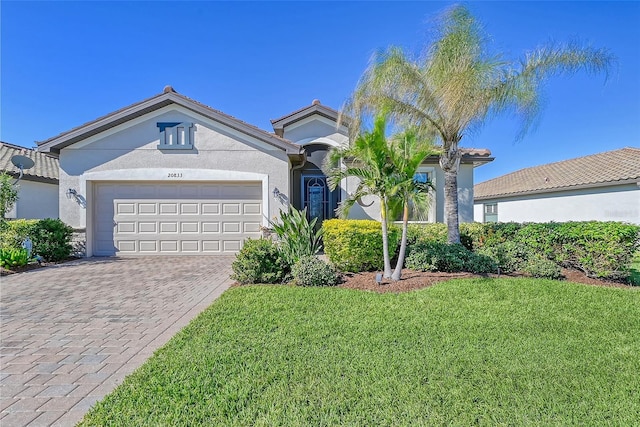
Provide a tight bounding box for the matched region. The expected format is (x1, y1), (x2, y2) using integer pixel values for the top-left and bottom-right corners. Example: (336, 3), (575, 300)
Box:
(79, 279), (640, 426)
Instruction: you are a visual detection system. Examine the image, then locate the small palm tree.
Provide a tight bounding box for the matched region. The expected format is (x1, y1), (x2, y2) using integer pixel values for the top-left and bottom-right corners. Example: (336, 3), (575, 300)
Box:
(326, 115), (396, 278)
(388, 131), (436, 281)
(343, 4), (615, 244)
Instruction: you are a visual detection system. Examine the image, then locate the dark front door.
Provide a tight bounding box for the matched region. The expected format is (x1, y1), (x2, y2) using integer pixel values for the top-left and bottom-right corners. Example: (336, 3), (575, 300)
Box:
(301, 175), (338, 226)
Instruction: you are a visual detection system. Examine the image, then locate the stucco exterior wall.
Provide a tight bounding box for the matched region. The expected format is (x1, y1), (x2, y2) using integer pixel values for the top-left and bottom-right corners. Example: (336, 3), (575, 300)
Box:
(58, 106), (291, 232)
(473, 183), (640, 224)
(6, 180), (59, 219)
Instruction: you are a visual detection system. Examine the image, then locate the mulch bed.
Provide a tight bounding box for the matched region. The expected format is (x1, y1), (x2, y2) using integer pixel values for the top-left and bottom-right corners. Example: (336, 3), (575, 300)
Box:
(337, 268), (633, 293)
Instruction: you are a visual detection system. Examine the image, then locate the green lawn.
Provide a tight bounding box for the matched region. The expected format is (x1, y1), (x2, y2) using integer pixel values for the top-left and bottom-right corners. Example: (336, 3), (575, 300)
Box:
(80, 279), (640, 426)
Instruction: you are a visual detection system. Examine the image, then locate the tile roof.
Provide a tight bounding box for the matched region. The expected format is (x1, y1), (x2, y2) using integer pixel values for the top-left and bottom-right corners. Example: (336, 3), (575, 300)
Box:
(474, 147), (640, 200)
(0, 142), (59, 183)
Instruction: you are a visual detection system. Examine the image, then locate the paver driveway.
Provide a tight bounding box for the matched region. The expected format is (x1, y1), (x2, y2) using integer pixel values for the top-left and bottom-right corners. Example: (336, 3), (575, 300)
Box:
(1, 256), (234, 426)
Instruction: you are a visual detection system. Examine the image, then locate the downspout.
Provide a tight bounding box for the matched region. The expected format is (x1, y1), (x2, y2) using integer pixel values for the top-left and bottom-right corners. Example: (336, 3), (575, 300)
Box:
(289, 150), (307, 211)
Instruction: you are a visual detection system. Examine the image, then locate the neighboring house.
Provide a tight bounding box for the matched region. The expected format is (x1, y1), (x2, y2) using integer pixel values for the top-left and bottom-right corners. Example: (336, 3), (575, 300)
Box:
(0, 141), (59, 219)
(36, 86), (492, 256)
(474, 147), (640, 224)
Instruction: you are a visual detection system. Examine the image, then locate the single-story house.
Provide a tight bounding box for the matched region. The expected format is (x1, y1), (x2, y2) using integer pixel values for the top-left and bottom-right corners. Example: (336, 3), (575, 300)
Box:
(0, 141), (59, 219)
(474, 147), (640, 224)
(36, 86), (492, 256)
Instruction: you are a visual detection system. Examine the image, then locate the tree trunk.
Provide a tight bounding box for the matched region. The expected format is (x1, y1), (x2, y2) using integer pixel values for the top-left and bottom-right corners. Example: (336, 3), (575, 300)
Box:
(440, 145), (462, 244)
(391, 203), (409, 281)
(380, 197), (393, 278)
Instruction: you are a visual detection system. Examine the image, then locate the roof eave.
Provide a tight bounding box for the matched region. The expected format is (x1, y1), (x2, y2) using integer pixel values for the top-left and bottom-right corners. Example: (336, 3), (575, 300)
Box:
(475, 178), (640, 201)
(37, 92), (303, 155)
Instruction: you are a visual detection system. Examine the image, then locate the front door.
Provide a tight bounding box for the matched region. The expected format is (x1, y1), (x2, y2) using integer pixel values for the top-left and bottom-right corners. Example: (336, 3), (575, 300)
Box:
(301, 175), (337, 226)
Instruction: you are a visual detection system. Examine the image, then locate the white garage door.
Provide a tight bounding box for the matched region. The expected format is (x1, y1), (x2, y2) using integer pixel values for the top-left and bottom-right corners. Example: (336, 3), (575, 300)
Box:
(94, 182), (262, 256)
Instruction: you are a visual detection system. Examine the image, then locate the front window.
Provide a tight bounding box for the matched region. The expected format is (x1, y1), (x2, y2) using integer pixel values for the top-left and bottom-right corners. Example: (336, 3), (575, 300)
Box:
(394, 169), (434, 221)
(484, 203), (498, 223)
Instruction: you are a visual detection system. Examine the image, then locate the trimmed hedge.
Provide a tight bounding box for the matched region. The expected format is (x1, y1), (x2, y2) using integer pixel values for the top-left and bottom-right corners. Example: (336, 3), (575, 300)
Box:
(514, 222), (639, 280)
(402, 221), (639, 281)
(323, 219), (400, 272)
(406, 242), (496, 274)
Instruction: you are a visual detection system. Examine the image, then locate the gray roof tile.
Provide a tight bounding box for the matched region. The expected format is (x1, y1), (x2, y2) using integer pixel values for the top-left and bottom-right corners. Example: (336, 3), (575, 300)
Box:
(0, 142), (59, 183)
(475, 147), (640, 200)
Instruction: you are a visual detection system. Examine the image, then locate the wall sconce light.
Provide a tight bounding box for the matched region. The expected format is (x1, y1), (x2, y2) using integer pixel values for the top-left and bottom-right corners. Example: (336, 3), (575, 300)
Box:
(66, 188), (78, 199)
(273, 187), (281, 199)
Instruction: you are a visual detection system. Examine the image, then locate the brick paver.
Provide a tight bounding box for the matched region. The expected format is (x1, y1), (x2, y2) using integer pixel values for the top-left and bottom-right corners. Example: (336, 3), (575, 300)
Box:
(1, 256), (233, 426)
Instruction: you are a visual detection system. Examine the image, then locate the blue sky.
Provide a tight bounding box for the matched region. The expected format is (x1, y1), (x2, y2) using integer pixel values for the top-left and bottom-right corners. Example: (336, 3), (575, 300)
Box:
(1, 1), (638, 183)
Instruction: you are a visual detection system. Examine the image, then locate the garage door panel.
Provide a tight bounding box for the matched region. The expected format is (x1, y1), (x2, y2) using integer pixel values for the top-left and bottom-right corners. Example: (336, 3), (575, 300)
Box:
(180, 203), (199, 214)
(180, 222), (199, 233)
(243, 203), (261, 214)
(202, 241), (220, 252)
(117, 222), (136, 233)
(116, 202), (136, 215)
(202, 203), (220, 214)
(138, 203), (157, 214)
(94, 182), (262, 256)
(202, 222), (220, 233)
(181, 241), (199, 252)
(117, 241), (137, 253)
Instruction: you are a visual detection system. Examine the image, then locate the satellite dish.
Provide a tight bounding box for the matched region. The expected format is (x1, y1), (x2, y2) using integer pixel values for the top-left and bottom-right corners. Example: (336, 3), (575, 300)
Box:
(10, 155), (35, 184)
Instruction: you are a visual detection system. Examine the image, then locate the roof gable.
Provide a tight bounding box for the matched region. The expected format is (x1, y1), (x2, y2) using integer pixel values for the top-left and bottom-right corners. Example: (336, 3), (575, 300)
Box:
(475, 147), (640, 200)
(271, 100), (348, 137)
(36, 86), (303, 157)
(0, 142), (59, 183)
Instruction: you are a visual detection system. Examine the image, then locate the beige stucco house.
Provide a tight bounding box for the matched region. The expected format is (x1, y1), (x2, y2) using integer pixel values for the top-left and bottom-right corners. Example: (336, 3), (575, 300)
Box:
(36, 87), (492, 256)
(1, 141), (59, 219)
(474, 147), (640, 224)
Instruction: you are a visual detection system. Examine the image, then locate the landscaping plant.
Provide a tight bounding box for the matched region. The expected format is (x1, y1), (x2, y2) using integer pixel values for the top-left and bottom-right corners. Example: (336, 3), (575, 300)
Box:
(30, 218), (73, 262)
(405, 241), (495, 274)
(323, 219), (399, 272)
(292, 255), (339, 287)
(0, 172), (19, 219)
(0, 247), (29, 269)
(231, 238), (289, 284)
(271, 207), (323, 266)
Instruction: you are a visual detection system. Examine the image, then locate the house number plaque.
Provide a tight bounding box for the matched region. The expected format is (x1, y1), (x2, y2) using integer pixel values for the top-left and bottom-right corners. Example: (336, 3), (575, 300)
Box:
(167, 173), (183, 178)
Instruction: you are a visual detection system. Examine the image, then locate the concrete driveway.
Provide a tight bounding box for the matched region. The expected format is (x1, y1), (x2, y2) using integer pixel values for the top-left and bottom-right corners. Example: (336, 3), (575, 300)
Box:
(1, 256), (234, 426)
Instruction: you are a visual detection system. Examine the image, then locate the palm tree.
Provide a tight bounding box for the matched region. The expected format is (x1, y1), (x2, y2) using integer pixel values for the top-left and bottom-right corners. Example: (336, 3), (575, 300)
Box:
(343, 4), (615, 244)
(388, 131), (435, 281)
(326, 115), (396, 278)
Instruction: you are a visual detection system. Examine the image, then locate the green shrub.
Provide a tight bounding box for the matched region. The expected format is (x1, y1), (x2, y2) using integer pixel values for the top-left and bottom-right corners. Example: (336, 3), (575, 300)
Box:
(323, 219), (399, 272)
(514, 222), (640, 280)
(0, 247), (29, 269)
(406, 223), (448, 245)
(465, 252), (498, 274)
(231, 238), (288, 285)
(406, 242), (495, 273)
(479, 222), (524, 248)
(523, 255), (563, 280)
(405, 222), (478, 250)
(292, 256), (339, 287)
(271, 207), (323, 266)
(30, 219), (73, 262)
(477, 241), (530, 274)
(0, 219), (39, 250)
